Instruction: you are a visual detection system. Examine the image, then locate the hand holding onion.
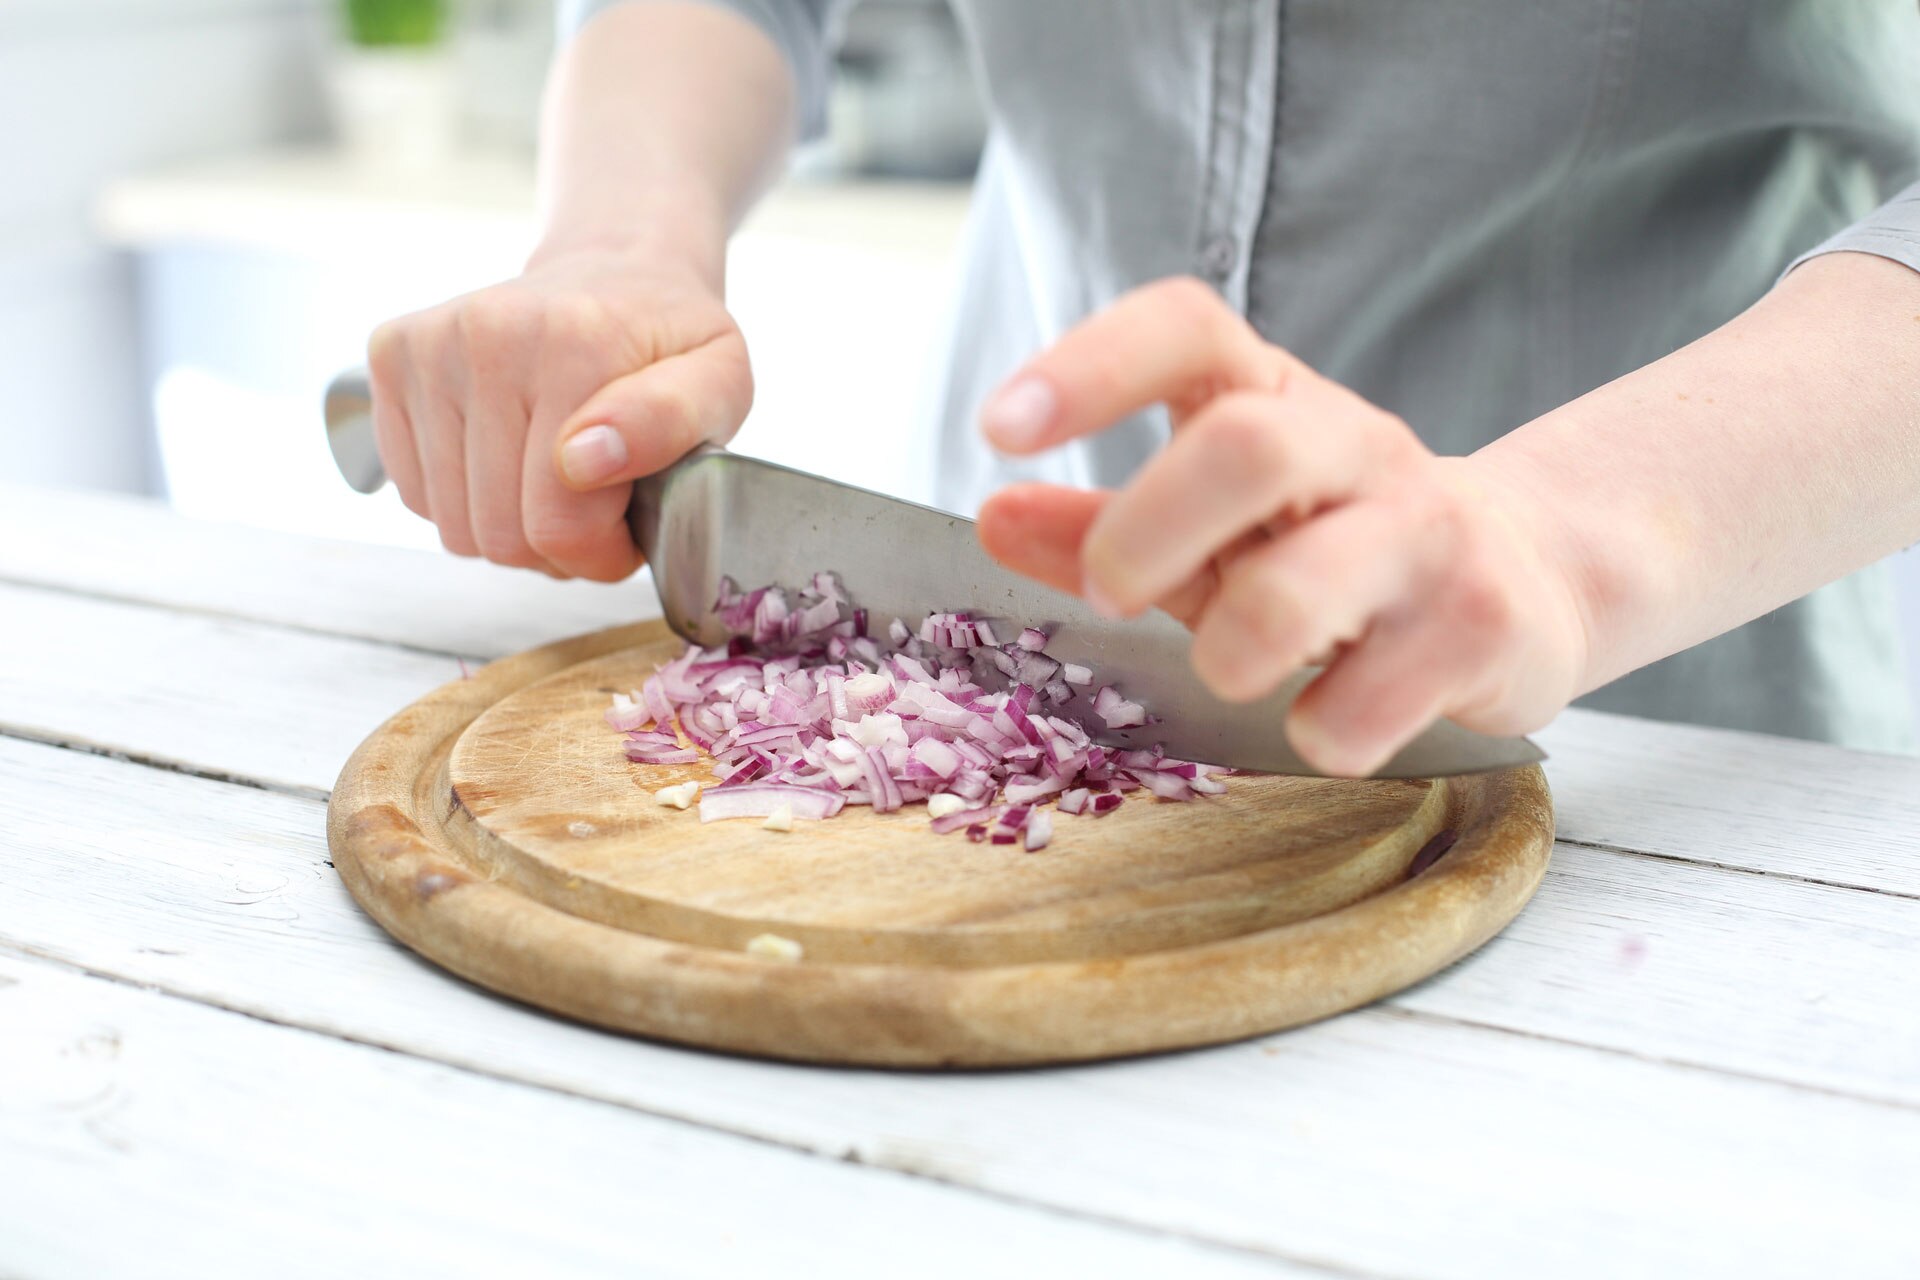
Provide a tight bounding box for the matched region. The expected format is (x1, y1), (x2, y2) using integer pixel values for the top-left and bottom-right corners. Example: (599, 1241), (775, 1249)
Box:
(366, 243), (751, 582)
(975, 276), (1591, 778)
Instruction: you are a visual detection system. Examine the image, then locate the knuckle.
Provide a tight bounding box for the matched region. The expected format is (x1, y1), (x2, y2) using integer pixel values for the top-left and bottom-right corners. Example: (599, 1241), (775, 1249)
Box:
(395, 482), (429, 520)
(1441, 559), (1514, 638)
(473, 523), (536, 567)
(1225, 564), (1311, 656)
(1197, 401), (1289, 479)
(714, 349), (756, 421)
(437, 524), (479, 558)
(639, 381), (700, 433)
(523, 514), (603, 566)
(1399, 476), (1466, 545)
(367, 319), (411, 386)
(1151, 274), (1226, 324)
(455, 291), (536, 355)
(542, 294), (610, 350)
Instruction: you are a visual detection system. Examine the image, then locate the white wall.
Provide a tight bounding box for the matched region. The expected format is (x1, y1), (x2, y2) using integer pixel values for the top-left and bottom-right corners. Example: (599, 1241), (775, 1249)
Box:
(0, 0), (326, 493)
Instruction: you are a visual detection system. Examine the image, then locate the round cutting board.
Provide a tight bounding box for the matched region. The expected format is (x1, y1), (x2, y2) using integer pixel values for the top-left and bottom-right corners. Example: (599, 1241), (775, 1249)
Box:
(329, 620), (1553, 1067)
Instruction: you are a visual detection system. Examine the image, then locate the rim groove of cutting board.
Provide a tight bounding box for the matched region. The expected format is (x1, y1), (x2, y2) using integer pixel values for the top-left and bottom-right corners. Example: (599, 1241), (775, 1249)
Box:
(329, 621), (1553, 1067)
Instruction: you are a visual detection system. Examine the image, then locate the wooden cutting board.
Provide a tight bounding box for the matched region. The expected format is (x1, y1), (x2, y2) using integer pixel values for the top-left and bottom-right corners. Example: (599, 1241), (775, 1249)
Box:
(330, 620), (1553, 1067)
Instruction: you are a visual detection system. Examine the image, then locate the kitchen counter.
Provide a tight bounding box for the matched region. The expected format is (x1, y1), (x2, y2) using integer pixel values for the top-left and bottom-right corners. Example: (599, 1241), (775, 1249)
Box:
(95, 146), (973, 267)
(3, 483), (1917, 1278)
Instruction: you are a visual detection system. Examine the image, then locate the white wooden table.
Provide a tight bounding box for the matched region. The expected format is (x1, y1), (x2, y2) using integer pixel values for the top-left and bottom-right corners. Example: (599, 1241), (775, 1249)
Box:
(3, 483), (1917, 1280)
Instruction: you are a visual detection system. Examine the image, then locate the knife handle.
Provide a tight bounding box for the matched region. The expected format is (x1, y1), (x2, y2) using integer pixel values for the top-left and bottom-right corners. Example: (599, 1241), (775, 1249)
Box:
(322, 365), (704, 563)
(322, 368), (385, 495)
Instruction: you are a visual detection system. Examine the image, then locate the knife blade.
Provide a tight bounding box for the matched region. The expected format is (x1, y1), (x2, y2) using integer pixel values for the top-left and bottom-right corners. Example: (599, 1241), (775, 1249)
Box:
(631, 447), (1543, 779)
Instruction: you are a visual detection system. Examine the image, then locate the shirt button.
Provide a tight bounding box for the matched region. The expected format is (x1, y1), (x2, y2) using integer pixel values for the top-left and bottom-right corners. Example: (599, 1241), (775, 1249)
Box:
(1198, 235), (1236, 280)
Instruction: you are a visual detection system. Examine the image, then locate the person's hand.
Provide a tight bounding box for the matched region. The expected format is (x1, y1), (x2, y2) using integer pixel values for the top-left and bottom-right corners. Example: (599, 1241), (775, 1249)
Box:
(975, 277), (1592, 776)
(367, 244), (750, 581)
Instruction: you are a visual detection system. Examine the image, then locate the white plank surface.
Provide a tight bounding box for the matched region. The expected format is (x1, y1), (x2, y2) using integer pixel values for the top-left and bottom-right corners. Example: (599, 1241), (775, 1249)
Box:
(1539, 710), (1920, 897)
(0, 481), (645, 658)
(0, 952), (1292, 1280)
(0, 580), (462, 798)
(10, 485), (1920, 1277)
(1, 734), (1915, 1278)
(8, 483), (1920, 893)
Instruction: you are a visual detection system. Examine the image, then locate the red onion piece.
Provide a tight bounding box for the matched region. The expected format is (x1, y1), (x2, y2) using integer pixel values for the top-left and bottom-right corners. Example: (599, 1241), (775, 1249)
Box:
(931, 805), (1000, 835)
(1023, 809), (1053, 851)
(699, 785), (845, 823)
(1093, 685), (1149, 729)
(615, 571), (1227, 836)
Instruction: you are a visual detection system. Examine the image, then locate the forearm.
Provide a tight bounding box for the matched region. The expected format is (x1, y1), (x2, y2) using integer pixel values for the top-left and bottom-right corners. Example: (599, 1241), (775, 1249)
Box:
(1475, 251), (1920, 694)
(531, 1), (798, 285)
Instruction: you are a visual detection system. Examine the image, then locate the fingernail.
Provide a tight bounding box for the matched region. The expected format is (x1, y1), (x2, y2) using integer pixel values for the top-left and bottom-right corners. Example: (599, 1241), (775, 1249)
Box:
(982, 375), (1058, 451)
(1082, 575), (1123, 620)
(559, 425), (628, 487)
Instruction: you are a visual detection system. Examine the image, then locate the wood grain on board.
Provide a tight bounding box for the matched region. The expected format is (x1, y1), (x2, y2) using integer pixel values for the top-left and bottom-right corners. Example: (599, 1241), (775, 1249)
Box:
(330, 620), (1554, 1066)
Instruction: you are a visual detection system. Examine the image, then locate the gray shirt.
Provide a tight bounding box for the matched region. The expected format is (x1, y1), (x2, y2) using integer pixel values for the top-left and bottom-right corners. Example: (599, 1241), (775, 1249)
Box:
(565, 0), (1920, 752)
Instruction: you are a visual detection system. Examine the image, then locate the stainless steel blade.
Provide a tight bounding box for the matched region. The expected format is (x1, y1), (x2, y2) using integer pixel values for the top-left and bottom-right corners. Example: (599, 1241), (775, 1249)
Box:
(632, 449), (1544, 779)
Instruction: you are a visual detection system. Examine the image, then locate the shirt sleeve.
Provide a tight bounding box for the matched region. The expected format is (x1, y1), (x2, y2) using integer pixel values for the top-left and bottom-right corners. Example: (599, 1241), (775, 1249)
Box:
(556, 0), (850, 141)
(1783, 179), (1920, 278)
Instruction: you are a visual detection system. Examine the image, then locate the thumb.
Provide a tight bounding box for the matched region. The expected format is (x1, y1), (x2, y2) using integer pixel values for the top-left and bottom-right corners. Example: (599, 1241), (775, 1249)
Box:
(553, 332), (753, 490)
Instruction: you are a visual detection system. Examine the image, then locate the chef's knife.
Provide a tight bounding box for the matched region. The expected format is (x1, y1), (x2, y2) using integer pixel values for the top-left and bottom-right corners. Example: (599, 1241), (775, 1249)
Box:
(326, 369), (1543, 778)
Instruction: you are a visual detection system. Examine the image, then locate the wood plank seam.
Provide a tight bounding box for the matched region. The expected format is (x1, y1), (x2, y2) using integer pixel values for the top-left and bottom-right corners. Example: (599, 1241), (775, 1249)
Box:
(0, 724), (324, 803)
(1556, 835), (1920, 904)
(1372, 1005), (1920, 1114)
(0, 937), (1374, 1278)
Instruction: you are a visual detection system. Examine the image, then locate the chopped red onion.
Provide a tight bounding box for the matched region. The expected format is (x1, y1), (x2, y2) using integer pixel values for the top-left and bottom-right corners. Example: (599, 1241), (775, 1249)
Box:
(1023, 809), (1053, 851)
(699, 785), (845, 823)
(617, 573), (1226, 837)
(931, 804), (1000, 835)
(1093, 685), (1150, 730)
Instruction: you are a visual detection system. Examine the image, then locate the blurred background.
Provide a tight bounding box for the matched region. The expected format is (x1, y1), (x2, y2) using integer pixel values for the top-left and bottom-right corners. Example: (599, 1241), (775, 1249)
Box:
(2, 0), (980, 540)
(4, 0), (1919, 726)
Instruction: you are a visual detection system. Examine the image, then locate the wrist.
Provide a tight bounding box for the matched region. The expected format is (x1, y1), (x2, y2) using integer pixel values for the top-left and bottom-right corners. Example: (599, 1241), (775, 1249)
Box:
(1455, 445), (1629, 697)
(529, 188), (729, 291)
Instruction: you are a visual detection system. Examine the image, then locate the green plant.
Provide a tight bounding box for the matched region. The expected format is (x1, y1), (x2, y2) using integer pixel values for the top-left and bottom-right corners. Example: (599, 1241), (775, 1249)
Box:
(344, 0), (447, 47)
